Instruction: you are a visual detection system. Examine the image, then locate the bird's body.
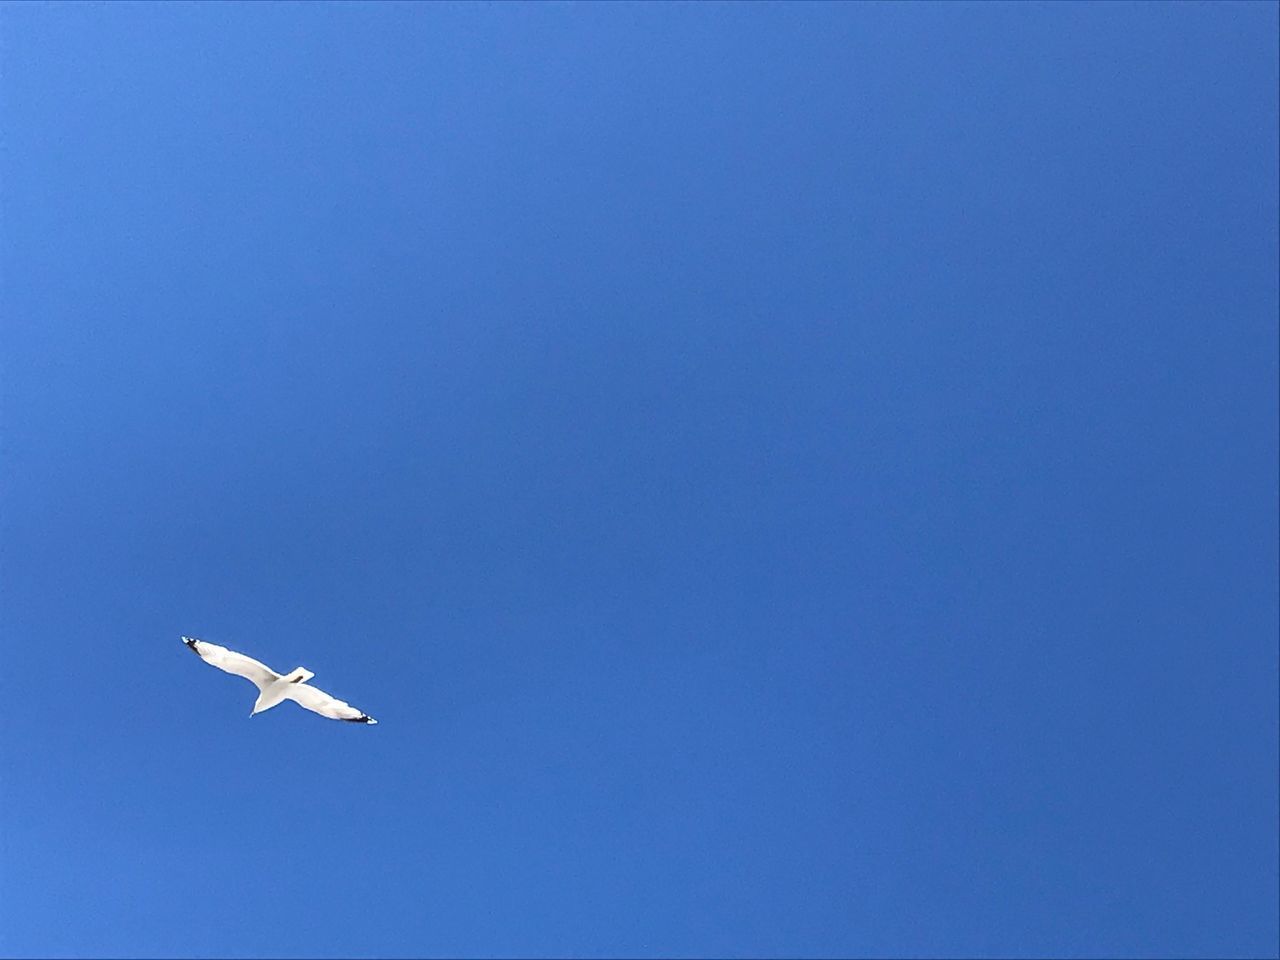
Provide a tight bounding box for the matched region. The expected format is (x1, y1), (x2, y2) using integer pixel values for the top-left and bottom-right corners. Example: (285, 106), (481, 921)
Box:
(182, 636), (377, 724)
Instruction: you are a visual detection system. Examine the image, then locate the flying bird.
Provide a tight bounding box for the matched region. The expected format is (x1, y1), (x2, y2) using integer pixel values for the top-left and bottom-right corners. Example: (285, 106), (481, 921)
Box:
(182, 636), (377, 724)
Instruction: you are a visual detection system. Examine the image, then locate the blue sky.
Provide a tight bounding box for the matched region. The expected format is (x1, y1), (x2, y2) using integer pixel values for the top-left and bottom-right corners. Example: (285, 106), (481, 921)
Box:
(1, 3), (1277, 958)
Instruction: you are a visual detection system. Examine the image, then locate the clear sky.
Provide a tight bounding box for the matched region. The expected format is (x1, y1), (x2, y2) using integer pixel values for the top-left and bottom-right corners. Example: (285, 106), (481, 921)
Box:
(1, 3), (1277, 958)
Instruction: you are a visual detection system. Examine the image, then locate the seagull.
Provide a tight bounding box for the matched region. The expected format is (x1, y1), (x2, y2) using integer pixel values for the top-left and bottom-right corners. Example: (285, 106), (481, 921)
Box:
(182, 636), (377, 724)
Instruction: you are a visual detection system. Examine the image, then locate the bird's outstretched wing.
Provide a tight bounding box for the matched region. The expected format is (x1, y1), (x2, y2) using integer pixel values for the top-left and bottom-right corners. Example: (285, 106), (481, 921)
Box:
(283, 682), (378, 724)
(182, 637), (279, 690)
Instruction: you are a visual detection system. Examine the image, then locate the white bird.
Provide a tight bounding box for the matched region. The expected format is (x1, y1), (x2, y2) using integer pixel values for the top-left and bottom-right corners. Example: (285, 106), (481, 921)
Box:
(181, 636), (377, 724)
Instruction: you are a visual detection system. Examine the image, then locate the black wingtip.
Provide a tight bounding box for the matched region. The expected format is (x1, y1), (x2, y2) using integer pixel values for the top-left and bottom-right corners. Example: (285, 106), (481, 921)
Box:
(182, 636), (199, 651)
(343, 714), (377, 724)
